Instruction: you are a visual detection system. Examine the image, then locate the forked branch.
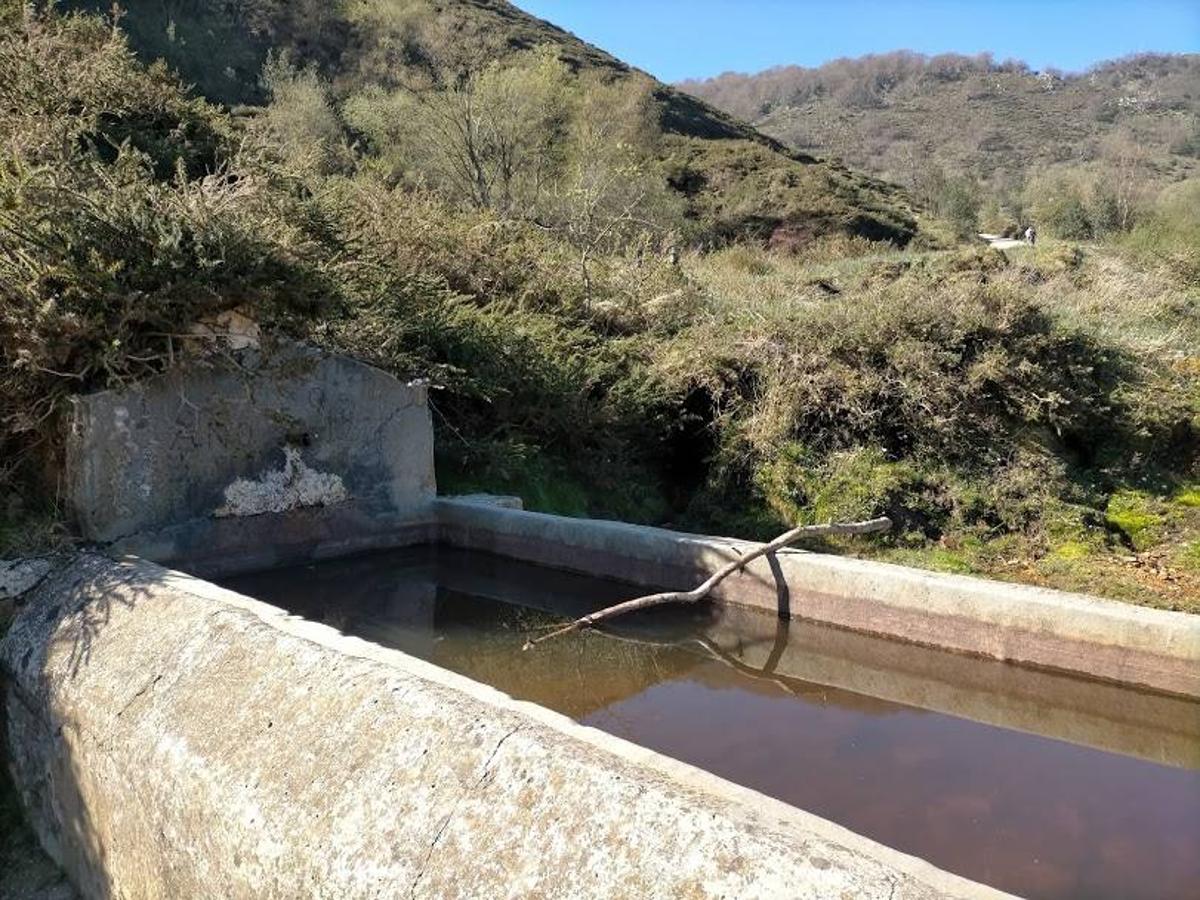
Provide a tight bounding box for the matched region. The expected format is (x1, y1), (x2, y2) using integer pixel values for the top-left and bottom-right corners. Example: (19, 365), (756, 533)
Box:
(523, 516), (892, 649)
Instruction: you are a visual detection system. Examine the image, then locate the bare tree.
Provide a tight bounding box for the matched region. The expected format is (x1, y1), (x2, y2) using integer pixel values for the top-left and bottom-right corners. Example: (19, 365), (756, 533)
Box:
(1103, 129), (1149, 232)
(392, 49), (569, 214)
(543, 75), (681, 301)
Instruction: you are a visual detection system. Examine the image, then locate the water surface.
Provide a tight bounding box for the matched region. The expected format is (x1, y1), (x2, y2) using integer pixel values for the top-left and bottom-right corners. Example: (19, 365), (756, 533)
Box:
(224, 546), (1200, 900)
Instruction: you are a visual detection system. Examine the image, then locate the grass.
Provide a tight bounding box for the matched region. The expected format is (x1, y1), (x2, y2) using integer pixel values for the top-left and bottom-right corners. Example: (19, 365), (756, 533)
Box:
(1178, 540), (1200, 570)
(1106, 491), (1165, 551)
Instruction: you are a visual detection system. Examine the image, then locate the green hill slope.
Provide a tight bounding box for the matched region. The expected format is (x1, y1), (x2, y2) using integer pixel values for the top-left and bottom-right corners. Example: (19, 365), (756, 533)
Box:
(65, 0), (917, 247)
(4, 4), (1196, 608)
(681, 52), (1200, 196)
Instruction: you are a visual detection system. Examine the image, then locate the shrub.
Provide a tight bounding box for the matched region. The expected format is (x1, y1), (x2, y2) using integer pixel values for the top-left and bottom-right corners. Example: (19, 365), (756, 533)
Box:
(0, 11), (342, 499)
(1123, 179), (1200, 284)
(755, 445), (937, 532)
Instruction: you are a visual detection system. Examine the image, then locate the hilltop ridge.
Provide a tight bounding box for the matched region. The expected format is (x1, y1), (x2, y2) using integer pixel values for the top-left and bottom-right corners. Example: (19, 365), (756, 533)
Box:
(680, 51), (1200, 194)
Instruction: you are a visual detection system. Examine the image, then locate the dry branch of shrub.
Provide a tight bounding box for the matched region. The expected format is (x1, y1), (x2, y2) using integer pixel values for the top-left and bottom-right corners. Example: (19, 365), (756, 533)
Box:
(524, 516), (892, 648)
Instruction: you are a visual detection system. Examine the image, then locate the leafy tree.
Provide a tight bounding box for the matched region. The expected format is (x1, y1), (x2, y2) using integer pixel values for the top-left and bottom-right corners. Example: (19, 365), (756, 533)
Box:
(917, 166), (982, 238)
(260, 53), (353, 176)
(362, 48), (571, 214)
(541, 75), (682, 298)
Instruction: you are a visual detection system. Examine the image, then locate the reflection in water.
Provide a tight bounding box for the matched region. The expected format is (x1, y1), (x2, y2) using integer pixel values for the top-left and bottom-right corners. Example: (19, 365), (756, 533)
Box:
(224, 546), (1200, 900)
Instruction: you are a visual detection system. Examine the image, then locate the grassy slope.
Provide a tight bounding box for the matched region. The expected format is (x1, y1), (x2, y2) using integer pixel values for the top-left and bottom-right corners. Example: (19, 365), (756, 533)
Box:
(678, 238), (1199, 611)
(678, 233), (1200, 611)
(9, 6), (1196, 612)
(681, 53), (1200, 190)
(66, 0), (918, 245)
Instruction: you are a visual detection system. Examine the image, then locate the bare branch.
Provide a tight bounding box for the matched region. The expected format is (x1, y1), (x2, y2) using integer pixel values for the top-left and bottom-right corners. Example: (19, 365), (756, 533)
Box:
(524, 517), (892, 649)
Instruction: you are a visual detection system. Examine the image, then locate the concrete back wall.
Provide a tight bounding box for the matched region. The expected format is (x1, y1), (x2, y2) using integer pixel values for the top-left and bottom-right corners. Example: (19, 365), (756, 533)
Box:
(64, 346), (436, 572)
(1, 556), (1011, 900)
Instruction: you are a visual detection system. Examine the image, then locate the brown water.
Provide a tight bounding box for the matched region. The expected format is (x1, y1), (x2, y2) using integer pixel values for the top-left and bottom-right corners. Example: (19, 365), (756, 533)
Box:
(224, 546), (1200, 900)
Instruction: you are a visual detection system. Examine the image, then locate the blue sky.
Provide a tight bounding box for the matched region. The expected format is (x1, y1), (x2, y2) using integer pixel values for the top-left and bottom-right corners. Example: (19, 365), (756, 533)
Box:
(515, 1), (1200, 82)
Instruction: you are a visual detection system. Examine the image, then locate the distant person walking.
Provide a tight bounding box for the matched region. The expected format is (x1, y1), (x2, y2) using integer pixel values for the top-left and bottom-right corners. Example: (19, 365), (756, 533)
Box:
(1024, 225), (1037, 246)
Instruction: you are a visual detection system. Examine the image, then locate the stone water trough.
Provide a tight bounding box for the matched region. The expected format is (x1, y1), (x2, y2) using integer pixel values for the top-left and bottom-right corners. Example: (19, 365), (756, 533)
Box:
(3, 346), (1198, 898)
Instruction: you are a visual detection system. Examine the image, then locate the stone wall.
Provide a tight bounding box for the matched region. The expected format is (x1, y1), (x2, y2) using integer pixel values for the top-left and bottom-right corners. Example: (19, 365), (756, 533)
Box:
(63, 346), (436, 574)
(0, 555), (1008, 900)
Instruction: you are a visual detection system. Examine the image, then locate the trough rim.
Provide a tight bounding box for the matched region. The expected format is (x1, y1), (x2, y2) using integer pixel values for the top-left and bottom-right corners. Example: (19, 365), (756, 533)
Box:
(434, 497), (1200, 698)
(138, 555), (1014, 899)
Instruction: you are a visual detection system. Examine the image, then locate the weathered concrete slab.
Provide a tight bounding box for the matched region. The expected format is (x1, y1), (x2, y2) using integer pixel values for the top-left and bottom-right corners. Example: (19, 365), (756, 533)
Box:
(1, 555), (1011, 900)
(436, 499), (1200, 697)
(63, 346), (436, 571)
(1, 559), (53, 601)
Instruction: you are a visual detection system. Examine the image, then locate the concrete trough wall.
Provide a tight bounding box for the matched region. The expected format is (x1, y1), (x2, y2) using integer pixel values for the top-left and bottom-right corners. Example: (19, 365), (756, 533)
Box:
(437, 499), (1200, 697)
(1, 556), (1010, 900)
(434, 558), (1200, 770)
(18, 343), (1194, 899)
(64, 346), (438, 577)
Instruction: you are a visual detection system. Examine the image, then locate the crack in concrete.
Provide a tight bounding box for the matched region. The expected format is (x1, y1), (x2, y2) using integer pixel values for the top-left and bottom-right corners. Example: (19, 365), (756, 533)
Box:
(372, 398), (415, 447)
(116, 672), (163, 718)
(408, 725), (522, 898)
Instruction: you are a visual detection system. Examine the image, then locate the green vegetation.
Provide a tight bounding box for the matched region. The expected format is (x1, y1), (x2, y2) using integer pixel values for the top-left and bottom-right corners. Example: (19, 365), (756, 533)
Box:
(685, 51), (1200, 252)
(0, 9), (343, 510)
(682, 50), (1200, 202)
(0, 3), (1197, 612)
(1106, 491), (1166, 551)
(65, 0), (918, 248)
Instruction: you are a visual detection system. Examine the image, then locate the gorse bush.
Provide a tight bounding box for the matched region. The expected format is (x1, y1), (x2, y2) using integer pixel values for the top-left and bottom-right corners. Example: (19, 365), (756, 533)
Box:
(0, 10), (343, 493)
(1123, 178), (1200, 284)
(658, 252), (1183, 548)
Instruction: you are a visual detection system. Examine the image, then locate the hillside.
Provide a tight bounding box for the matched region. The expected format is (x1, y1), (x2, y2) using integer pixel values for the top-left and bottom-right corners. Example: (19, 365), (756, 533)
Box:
(681, 52), (1200, 198)
(2, 3), (1197, 610)
(64, 0), (917, 247)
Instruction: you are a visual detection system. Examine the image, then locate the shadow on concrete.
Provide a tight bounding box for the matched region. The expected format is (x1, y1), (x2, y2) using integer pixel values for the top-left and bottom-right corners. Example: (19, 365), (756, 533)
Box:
(1, 555), (160, 899)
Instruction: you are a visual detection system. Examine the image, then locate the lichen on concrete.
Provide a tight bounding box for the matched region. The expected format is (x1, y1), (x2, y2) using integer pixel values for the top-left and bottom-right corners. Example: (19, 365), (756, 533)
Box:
(214, 447), (349, 518)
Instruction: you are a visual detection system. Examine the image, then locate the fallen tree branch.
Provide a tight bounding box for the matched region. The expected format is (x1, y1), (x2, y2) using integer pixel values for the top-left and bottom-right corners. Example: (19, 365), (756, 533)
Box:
(523, 516), (892, 649)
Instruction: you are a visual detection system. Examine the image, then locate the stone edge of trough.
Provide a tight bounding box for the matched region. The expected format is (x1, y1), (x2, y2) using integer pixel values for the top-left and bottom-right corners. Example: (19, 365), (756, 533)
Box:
(435, 498), (1200, 697)
(167, 563), (1012, 898)
(1, 554), (1015, 900)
